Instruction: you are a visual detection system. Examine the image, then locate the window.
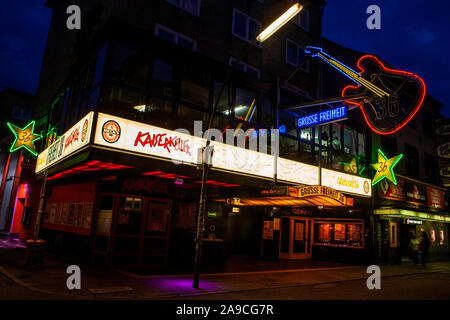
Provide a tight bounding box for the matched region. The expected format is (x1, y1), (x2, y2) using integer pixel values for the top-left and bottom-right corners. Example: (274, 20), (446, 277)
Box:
(235, 88), (258, 123)
(229, 57), (260, 78)
(279, 110), (298, 137)
(313, 221), (364, 248)
(357, 132), (366, 157)
(155, 24), (197, 51)
(166, 0), (201, 16)
(11, 106), (32, 121)
(405, 143), (419, 179)
(343, 127), (356, 155)
(232, 9), (262, 44)
(295, 7), (309, 31)
(257, 0), (264, 4)
(424, 152), (437, 184)
(381, 135), (397, 156)
(286, 39), (309, 72)
(423, 110), (434, 136)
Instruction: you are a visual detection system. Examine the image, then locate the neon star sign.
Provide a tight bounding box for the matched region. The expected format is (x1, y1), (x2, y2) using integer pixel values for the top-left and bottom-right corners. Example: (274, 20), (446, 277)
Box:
(7, 121), (42, 156)
(371, 149), (403, 186)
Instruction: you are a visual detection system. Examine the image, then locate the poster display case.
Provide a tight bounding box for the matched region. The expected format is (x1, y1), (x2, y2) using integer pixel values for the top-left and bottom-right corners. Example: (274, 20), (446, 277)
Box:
(313, 220), (364, 248)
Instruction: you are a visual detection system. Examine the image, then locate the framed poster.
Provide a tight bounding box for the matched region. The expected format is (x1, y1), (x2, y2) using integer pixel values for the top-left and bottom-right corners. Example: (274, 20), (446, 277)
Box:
(75, 203), (83, 226)
(318, 223), (331, 242)
(49, 203), (57, 224)
(67, 203), (75, 225)
(61, 203), (69, 225)
(44, 202), (50, 223)
(334, 224), (345, 241)
(55, 203), (62, 224)
(263, 221), (273, 240)
(148, 202), (169, 232)
(96, 210), (112, 234)
(82, 203), (93, 229)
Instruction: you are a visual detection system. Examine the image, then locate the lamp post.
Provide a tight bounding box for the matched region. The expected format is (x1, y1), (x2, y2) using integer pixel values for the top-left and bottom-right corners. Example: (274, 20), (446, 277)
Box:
(193, 3), (303, 289)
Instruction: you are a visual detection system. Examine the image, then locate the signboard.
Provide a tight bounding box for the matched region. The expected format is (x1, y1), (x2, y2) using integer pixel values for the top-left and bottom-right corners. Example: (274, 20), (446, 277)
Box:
(297, 105), (347, 129)
(36, 112), (94, 173)
(321, 168), (372, 197)
(437, 142), (450, 159)
(298, 185), (347, 205)
(379, 176), (445, 209)
(426, 186), (445, 209)
(440, 166), (450, 178)
(263, 221), (273, 240)
(94, 113), (204, 165)
(436, 124), (450, 136)
(305, 46), (426, 135)
(7, 120), (42, 157)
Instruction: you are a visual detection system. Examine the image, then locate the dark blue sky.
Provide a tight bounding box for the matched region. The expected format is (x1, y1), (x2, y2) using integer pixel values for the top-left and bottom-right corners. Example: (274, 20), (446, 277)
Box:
(1, 1), (449, 116)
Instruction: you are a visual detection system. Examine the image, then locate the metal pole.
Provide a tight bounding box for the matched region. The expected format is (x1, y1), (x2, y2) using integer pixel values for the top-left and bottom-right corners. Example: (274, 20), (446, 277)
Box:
(34, 170), (48, 240)
(193, 39), (257, 289)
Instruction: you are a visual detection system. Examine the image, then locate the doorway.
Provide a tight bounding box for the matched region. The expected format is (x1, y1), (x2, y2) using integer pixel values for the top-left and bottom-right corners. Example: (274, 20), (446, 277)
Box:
(279, 216), (312, 259)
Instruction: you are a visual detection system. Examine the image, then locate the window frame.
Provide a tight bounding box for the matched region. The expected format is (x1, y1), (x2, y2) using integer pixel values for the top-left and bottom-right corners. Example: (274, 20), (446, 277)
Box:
(295, 7), (310, 32)
(229, 57), (261, 79)
(285, 39), (309, 72)
(165, 0), (201, 16)
(232, 8), (262, 46)
(155, 24), (198, 51)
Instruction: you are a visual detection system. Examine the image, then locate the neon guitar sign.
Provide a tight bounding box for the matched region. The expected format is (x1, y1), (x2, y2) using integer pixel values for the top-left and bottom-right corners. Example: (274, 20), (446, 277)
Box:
(305, 46), (426, 135)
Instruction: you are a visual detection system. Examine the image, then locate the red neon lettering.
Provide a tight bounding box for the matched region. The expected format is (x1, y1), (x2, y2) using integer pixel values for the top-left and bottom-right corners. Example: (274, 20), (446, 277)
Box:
(134, 131), (191, 156)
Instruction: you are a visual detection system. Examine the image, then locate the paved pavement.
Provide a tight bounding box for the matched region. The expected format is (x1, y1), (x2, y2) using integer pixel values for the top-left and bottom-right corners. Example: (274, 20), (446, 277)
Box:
(1, 235), (450, 300)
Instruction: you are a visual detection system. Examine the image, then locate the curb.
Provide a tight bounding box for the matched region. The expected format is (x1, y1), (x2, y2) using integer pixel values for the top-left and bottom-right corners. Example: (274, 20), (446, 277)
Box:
(115, 265), (361, 279)
(0, 265), (89, 298)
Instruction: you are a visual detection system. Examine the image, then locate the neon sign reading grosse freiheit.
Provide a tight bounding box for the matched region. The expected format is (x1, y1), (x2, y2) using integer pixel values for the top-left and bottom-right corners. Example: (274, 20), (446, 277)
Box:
(297, 105), (347, 129)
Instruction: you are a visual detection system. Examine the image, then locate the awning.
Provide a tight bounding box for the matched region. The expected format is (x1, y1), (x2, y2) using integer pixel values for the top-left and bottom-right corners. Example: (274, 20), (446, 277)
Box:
(374, 208), (450, 223)
(225, 185), (354, 207)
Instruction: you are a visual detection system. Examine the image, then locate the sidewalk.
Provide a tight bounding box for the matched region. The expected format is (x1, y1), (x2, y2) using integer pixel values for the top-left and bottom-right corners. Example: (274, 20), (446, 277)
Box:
(1, 236), (449, 299)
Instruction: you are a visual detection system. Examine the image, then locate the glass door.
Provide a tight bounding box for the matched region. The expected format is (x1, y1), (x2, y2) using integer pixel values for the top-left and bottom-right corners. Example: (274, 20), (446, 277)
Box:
(279, 217), (312, 259)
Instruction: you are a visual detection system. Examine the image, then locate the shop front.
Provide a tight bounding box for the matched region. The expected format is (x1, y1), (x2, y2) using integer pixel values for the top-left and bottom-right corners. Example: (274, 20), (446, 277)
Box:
(374, 175), (450, 264)
(33, 111), (372, 268)
(225, 181), (372, 264)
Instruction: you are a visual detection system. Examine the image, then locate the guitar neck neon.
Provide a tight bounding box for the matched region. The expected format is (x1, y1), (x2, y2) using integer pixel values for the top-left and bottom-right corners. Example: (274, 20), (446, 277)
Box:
(315, 51), (389, 98)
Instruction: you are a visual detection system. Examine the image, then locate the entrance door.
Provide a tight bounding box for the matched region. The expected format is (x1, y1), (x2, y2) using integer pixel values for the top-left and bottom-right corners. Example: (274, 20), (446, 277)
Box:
(279, 217), (312, 259)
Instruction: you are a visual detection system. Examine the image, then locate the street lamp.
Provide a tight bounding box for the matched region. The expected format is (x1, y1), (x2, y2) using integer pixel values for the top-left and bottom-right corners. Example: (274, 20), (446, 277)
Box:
(193, 3), (303, 289)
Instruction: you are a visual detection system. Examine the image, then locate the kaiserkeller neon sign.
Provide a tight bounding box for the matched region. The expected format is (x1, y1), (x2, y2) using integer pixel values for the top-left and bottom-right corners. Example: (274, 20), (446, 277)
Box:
(7, 120), (42, 156)
(306, 46), (426, 135)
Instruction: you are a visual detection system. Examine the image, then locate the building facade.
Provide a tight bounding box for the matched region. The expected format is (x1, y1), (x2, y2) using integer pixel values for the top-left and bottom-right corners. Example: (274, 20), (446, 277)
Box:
(1, 0), (448, 269)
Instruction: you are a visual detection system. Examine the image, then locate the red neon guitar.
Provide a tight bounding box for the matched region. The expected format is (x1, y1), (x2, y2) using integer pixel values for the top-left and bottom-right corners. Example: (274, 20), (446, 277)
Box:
(305, 46), (426, 135)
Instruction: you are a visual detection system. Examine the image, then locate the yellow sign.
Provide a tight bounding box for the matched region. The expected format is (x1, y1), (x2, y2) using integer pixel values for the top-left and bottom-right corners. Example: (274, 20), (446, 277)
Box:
(7, 121), (42, 156)
(298, 186), (346, 205)
(344, 158), (358, 174)
(371, 149), (403, 186)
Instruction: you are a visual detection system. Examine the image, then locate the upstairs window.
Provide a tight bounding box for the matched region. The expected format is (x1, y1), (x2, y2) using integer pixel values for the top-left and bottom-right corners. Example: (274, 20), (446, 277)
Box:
(11, 106), (32, 121)
(286, 39), (309, 72)
(155, 24), (197, 51)
(232, 9), (262, 44)
(295, 7), (309, 31)
(229, 57), (260, 78)
(166, 0), (201, 16)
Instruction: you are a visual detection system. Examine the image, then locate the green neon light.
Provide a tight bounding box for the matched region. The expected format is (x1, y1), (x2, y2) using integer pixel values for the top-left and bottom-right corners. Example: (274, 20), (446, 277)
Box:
(7, 120), (43, 157)
(207, 212), (217, 218)
(371, 149), (403, 186)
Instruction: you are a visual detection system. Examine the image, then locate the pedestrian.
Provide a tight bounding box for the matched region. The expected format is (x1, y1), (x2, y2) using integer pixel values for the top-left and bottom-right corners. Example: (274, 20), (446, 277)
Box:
(409, 232), (419, 265)
(418, 231), (430, 267)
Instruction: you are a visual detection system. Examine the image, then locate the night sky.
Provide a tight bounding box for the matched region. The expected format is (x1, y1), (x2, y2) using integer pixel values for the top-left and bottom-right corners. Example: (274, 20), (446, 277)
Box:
(1, 0), (449, 116)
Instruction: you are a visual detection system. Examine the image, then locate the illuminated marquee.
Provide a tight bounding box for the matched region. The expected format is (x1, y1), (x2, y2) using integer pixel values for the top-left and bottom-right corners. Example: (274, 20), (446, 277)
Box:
(35, 112), (94, 173)
(321, 168), (371, 197)
(298, 185), (347, 205)
(297, 105), (347, 129)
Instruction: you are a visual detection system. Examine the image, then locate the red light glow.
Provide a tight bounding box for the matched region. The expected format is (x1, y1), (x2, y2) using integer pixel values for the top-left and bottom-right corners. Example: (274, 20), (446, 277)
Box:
(47, 160), (133, 180)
